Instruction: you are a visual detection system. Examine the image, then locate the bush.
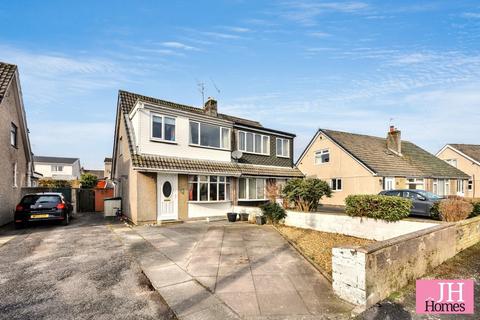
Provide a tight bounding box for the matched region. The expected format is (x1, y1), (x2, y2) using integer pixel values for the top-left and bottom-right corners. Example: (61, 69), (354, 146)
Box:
(80, 173), (98, 189)
(345, 195), (412, 222)
(281, 178), (331, 212)
(38, 179), (71, 188)
(438, 199), (473, 222)
(260, 202), (287, 224)
(468, 199), (480, 218)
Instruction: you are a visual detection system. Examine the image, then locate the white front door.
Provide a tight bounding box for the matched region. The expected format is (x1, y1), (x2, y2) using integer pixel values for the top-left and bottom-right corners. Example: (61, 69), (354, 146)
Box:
(384, 177), (395, 190)
(157, 173), (178, 220)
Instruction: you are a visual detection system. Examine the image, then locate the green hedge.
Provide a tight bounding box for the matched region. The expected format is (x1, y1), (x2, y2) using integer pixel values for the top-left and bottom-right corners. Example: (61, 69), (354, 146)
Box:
(469, 200), (480, 218)
(345, 195), (412, 222)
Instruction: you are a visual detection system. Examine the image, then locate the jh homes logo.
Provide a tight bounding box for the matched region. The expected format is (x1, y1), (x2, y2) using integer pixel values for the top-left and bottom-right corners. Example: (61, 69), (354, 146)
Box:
(416, 279), (474, 314)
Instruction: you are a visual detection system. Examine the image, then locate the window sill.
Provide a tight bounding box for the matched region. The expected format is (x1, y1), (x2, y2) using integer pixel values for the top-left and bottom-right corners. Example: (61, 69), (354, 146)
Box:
(238, 199), (269, 202)
(150, 138), (177, 145)
(189, 200), (232, 204)
(276, 155), (290, 159)
(240, 150), (270, 156)
(189, 144), (230, 151)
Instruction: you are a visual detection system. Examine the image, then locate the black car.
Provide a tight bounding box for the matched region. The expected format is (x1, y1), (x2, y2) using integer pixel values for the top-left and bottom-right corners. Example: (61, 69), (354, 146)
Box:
(379, 189), (443, 217)
(14, 193), (73, 228)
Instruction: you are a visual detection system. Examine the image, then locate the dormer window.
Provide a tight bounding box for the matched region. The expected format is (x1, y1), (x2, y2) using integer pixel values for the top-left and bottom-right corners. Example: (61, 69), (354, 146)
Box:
(151, 114), (176, 142)
(189, 121), (230, 150)
(238, 131), (269, 155)
(276, 138), (289, 158)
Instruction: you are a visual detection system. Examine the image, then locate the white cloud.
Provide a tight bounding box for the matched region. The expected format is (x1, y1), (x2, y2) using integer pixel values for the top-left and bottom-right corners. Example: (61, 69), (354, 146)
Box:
(462, 12), (480, 19)
(161, 41), (199, 51)
(201, 31), (241, 39)
(225, 27), (251, 33)
(308, 31), (331, 37)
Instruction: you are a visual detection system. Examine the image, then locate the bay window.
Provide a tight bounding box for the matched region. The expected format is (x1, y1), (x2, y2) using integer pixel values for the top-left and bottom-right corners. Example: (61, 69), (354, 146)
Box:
(238, 131), (269, 155)
(151, 114), (176, 142)
(190, 121), (230, 149)
(276, 138), (289, 157)
(238, 178), (266, 200)
(188, 175), (231, 201)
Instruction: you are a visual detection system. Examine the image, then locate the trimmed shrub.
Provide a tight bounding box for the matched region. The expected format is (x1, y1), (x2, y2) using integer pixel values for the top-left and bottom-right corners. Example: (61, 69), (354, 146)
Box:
(260, 202), (287, 224)
(281, 178), (332, 212)
(345, 195), (412, 222)
(438, 199), (473, 222)
(468, 199), (480, 218)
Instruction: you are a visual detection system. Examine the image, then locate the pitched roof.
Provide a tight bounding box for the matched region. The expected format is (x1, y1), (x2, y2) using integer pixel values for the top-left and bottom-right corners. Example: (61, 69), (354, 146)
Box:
(318, 129), (469, 179)
(0, 62), (17, 104)
(118, 90), (263, 128)
(132, 154), (303, 178)
(34, 156), (79, 164)
(448, 144), (480, 164)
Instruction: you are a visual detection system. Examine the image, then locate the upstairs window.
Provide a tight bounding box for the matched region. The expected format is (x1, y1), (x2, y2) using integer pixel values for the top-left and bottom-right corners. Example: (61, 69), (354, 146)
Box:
(52, 165), (64, 172)
(10, 123), (17, 147)
(276, 138), (289, 157)
(151, 114), (176, 142)
(445, 159), (457, 168)
(315, 149), (330, 164)
(238, 131), (269, 155)
(189, 121), (230, 149)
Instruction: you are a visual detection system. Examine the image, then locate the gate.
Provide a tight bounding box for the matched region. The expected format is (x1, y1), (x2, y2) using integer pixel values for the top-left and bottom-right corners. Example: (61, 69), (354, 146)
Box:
(77, 189), (95, 212)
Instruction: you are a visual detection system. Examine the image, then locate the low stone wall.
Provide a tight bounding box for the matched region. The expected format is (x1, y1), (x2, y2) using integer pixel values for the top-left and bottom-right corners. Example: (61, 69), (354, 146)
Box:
(285, 210), (437, 241)
(332, 216), (480, 308)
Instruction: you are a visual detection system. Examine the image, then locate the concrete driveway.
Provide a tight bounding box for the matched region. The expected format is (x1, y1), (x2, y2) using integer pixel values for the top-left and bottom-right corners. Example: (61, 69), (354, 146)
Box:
(0, 213), (176, 320)
(134, 221), (354, 319)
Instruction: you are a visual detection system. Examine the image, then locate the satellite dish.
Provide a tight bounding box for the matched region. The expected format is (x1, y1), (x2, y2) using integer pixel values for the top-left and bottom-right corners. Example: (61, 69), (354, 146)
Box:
(231, 150), (243, 160)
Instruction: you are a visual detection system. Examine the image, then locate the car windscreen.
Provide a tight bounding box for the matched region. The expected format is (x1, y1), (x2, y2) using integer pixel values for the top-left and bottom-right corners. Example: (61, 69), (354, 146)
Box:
(416, 190), (442, 200)
(21, 195), (61, 207)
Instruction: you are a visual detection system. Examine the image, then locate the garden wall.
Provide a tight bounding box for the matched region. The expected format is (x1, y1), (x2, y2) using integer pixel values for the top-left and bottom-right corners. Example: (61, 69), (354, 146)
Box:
(332, 216), (480, 309)
(285, 210), (437, 241)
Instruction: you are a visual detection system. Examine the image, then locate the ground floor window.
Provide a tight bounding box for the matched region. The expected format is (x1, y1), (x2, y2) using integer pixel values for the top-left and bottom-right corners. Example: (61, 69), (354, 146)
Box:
(384, 177), (395, 190)
(239, 178), (266, 200)
(188, 175), (231, 202)
(468, 178), (473, 191)
(457, 179), (464, 194)
(407, 178), (424, 190)
(331, 178), (342, 191)
(433, 179), (450, 196)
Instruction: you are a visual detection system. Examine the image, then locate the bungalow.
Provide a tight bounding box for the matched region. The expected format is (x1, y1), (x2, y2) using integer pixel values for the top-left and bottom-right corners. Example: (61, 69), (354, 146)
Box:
(111, 90), (302, 224)
(297, 126), (470, 206)
(436, 144), (480, 198)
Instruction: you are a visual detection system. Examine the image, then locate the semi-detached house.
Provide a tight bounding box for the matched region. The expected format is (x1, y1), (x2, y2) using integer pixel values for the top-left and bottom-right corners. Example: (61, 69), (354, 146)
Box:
(112, 90), (303, 224)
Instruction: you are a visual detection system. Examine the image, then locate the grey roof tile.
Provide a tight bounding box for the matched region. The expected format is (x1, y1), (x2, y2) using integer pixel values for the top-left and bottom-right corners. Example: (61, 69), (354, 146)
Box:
(0, 62), (17, 104)
(449, 144), (480, 163)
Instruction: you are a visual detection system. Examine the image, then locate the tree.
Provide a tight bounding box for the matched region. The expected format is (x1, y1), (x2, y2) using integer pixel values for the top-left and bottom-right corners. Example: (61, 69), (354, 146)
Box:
(281, 178), (332, 212)
(80, 173), (98, 189)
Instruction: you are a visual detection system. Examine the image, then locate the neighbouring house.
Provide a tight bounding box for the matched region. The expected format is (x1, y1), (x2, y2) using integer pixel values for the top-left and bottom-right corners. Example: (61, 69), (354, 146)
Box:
(34, 156), (81, 180)
(297, 126), (470, 206)
(112, 90), (303, 224)
(104, 157), (112, 179)
(436, 144), (480, 198)
(0, 62), (35, 225)
(82, 168), (104, 179)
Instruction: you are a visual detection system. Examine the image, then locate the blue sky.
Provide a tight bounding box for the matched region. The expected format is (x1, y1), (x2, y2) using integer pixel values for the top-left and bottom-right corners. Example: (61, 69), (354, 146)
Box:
(1, 1), (480, 169)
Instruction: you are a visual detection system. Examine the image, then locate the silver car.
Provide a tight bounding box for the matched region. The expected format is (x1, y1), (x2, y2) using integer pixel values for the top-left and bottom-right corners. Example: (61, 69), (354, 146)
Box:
(379, 189), (443, 217)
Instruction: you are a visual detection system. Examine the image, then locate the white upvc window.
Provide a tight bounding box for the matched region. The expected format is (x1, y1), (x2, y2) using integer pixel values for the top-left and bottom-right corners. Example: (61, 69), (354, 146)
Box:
(52, 165), (64, 172)
(238, 131), (269, 155)
(468, 178), (473, 191)
(151, 114), (176, 142)
(238, 178), (267, 200)
(10, 123), (17, 147)
(445, 159), (458, 168)
(12, 162), (17, 187)
(407, 178), (424, 190)
(189, 121), (230, 150)
(457, 179), (465, 195)
(188, 175), (231, 202)
(433, 179), (450, 196)
(331, 178), (342, 191)
(314, 149), (330, 164)
(384, 177), (395, 190)
(276, 138), (289, 158)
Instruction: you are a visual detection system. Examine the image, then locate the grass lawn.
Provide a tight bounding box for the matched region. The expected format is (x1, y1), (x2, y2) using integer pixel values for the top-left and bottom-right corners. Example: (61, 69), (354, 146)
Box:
(276, 225), (375, 276)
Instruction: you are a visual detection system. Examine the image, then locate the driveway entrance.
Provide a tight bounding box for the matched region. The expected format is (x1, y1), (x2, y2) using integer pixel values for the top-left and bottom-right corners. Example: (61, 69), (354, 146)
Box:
(135, 221), (354, 318)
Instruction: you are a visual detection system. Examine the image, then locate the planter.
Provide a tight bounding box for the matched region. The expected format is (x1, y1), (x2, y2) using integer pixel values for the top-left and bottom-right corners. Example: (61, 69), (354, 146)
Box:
(256, 216), (266, 225)
(227, 212), (237, 222)
(239, 213), (249, 221)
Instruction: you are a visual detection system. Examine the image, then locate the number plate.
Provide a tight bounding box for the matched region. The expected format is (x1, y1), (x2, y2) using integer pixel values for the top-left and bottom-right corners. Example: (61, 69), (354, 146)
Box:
(31, 214), (49, 219)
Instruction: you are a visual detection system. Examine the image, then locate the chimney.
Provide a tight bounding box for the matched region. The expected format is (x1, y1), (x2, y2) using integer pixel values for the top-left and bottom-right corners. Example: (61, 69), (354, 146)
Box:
(204, 97), (217, 117)
(386, 126), (402, 155)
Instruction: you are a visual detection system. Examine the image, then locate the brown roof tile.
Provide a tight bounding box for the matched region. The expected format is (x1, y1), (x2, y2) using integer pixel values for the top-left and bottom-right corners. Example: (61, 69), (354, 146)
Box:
(321, 129), (469, 179)
(449, 144), (480, 164)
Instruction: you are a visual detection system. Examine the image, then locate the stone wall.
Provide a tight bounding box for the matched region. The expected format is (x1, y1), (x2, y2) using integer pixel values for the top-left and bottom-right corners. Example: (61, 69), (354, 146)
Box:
(285, 210), (438, 241)
(332, 216), (480, 309)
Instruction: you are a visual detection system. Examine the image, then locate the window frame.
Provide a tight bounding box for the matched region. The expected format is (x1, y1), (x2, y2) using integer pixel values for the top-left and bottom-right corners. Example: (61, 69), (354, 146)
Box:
(331, 178), (342, 191)
(188, 175), (231, 202)
(457, 179), (464, 194)
(10, 123), (18, 148)
(189, 121), (231, 150)
(150, 113), (177, 143)
(276, 138), (290, 158)
(314, 148), (330, 164)
(51, 165), (64, 172)
(445, 159), (458, 168)
(12, 162), (17, 188)
(468, 178), (473, 191)
(238, 177), (267, 201)
(238, 131), (270, 155)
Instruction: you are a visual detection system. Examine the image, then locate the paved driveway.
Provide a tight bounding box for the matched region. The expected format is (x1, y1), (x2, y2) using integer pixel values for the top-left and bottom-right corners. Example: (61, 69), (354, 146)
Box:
(134, 221), (353, 318)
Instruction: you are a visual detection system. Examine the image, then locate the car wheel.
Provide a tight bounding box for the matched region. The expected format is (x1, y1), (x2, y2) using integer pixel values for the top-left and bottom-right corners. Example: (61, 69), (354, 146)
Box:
(62, 213), (70, 226)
